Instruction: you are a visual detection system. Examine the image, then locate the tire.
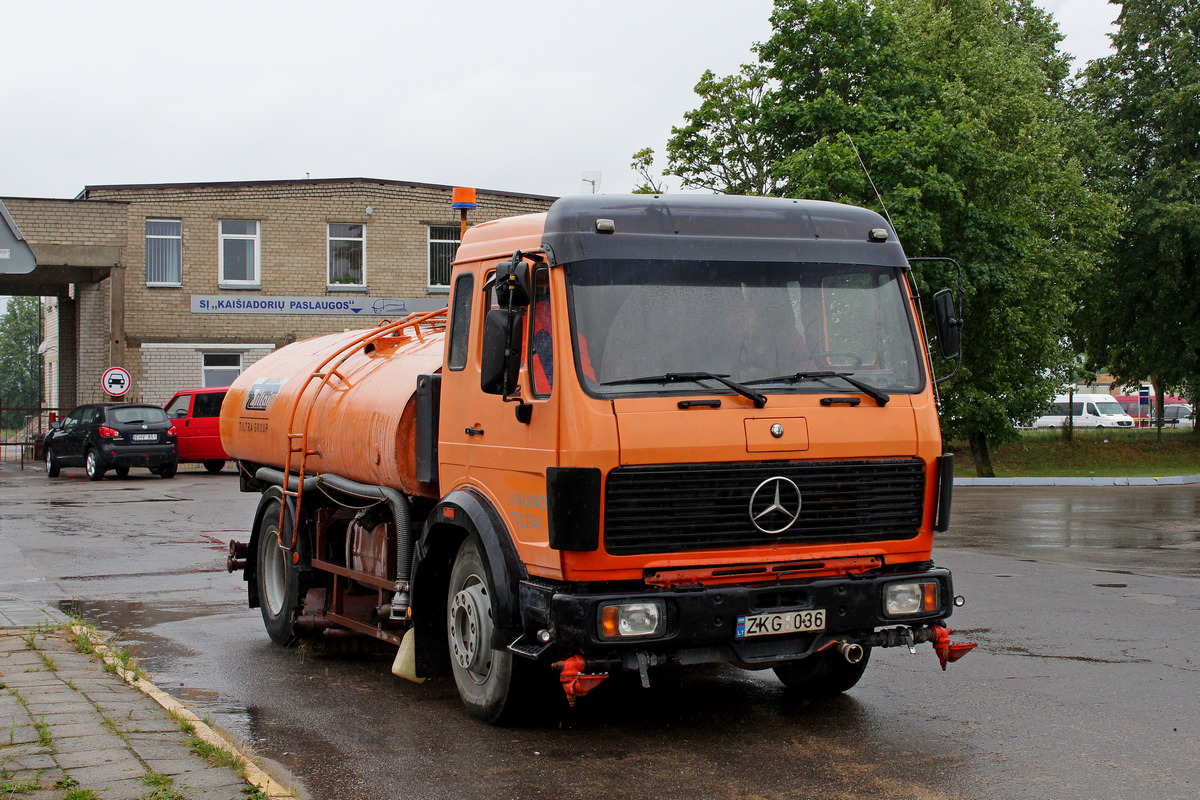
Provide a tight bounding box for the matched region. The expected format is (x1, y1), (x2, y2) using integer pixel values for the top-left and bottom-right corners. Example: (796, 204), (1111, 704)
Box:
(114, 466), (130, 478)
(85, 448), (106, 481)
(157, 461), (178, 479)
(773, 646), (871, 698)
(256, 499), (301, 646)
(45, 446), (60, 478)
(447, 537), (516, 723)
(203, 460), (226, 474)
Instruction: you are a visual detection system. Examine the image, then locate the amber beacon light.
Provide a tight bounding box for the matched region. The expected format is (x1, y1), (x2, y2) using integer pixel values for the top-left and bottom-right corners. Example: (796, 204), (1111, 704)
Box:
(451, 187), (477, 238)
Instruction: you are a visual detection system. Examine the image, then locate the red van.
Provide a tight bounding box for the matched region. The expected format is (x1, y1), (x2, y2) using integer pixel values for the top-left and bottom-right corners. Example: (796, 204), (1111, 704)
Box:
(164, 387), (230, 472)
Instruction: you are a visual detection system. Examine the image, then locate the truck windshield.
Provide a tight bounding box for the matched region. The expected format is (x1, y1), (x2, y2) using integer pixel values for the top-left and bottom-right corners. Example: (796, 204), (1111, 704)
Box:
(565, 259), (924, 398)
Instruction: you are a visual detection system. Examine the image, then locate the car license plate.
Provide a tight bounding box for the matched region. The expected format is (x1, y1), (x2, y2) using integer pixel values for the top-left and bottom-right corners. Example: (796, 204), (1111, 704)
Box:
(132, 433), (158, 442)
(737, 609), (826, 638)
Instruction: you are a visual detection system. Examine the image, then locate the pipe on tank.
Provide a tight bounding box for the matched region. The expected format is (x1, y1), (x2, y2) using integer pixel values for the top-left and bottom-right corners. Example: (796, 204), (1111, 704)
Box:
(316, 473), (413, 619)
(254, 466), (320, 494)
(253, 467), (414, 617)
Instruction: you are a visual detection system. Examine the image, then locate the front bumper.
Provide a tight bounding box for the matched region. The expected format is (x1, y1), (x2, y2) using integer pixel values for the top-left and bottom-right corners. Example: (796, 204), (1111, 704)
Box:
(517, 566), (954, 667)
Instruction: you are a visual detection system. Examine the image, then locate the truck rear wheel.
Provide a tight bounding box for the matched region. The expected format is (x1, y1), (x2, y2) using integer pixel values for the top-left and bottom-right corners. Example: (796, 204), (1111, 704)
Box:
(257, 499), (300, 646)
(773, 646), (871, 697)
(447, 537), (515, 723)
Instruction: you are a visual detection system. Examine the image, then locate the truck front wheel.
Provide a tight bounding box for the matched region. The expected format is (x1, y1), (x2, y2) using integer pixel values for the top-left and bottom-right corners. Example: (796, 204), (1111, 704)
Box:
(257, 500), (300, 646)
(773, 646), (871, 697)
(447, 537), (515, 723)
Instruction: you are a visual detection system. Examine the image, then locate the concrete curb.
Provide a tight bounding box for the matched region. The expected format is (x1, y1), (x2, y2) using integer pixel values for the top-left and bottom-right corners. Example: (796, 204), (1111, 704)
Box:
(69, 622), (298, 800)
(954, 474), (1200, 486)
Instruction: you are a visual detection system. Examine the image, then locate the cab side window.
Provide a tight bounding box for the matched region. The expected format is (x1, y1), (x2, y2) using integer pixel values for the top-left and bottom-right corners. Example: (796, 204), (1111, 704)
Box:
(529, 266), (553, 396)
(448, 273), (474, 371)
(166, 395), (191, 418)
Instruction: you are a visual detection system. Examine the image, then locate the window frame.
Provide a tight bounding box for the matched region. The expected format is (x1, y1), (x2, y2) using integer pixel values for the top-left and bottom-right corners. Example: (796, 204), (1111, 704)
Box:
(202, 352), (242, 388)
(327, 223), (367, 289)
(145, 218), (182, 287)
(218, 220), (261, 288)
(447, 273), (474, 371)
(427, 224), (460, 292)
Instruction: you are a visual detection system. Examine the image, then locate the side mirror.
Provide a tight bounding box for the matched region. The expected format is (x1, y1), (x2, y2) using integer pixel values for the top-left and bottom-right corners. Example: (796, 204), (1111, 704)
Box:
(481, 308), (524, 395)
(49, 421), (62, 430)
(932, 289), (961, 360)
(494, 254), (530, 307)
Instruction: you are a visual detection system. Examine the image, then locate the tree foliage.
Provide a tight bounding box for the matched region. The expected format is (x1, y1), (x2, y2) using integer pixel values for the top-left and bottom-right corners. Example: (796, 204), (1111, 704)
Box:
(1072, 0), (1200, 435)
(0, 297), (42, 429)
(650, 0), (1118, 474)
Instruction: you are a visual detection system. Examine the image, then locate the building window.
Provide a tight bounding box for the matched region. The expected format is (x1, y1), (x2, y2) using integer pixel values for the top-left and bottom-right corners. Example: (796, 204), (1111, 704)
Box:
(146, 219), (182, 286)
(428, 225), (460, 289)
(219, 220), (260, 286)
(203, 353), (241, 387)
(328, 223), (365, 287)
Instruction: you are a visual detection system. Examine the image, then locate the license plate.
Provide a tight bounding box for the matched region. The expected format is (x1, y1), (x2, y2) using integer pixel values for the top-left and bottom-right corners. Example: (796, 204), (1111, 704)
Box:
(132, 433), (158, 442)
(737, 609), (826, 638)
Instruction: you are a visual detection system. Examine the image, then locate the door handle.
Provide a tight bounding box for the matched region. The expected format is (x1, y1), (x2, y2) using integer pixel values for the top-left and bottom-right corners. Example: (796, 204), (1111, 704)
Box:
(465, 426), (484, 437)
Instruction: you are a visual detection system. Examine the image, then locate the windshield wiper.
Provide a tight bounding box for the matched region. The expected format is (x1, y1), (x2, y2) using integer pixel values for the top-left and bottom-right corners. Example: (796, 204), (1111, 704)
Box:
(602, 372), (767, 408)
(746, 371), (890, 407)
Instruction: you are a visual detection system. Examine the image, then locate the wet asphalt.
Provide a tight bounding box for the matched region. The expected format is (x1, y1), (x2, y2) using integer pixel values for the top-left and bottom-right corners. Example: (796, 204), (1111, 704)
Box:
(1, 464), (1197, 800)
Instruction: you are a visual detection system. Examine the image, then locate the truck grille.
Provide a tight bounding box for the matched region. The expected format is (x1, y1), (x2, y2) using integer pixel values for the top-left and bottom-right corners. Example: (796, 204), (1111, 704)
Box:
(604, 459), (926, 555)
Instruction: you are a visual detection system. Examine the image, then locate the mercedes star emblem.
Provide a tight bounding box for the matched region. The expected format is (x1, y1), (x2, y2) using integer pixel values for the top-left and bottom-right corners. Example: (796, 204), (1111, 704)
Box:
(748, 476), (802, 534)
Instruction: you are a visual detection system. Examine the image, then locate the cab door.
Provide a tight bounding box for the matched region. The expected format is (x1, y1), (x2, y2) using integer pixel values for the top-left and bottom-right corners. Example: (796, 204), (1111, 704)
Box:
(55, 407), (87, 464)
(439, 264), (562, 574)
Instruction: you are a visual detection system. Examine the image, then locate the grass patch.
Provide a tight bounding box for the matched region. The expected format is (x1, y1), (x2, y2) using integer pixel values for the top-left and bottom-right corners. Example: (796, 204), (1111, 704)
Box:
(62, 789), (102, 800)
(37, 652), (57, 672)
(0, 770), (42, 794)
(166, 708), (195, 735)
(187, 736), (244, 774)
(954, 428), (1200, 478)
(54, 775), (80, 789)
(34, 714), (52, 747)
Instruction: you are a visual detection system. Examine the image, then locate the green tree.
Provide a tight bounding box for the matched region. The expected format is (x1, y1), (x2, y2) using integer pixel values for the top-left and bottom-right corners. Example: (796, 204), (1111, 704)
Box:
(630, 148), (667, 194)
(664, 64), (785, 195)
(1072, 0), (1200, 439)
(0, 296), (42, 429)
(658, 0), (1117, 475)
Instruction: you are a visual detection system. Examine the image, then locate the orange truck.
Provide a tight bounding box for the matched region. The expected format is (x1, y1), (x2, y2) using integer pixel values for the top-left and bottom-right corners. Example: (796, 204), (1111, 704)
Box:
(221, 194), (973, 722)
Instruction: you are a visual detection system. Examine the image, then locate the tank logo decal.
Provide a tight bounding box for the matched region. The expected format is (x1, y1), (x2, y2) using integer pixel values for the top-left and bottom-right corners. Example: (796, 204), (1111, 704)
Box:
(245, 377), (287, 411)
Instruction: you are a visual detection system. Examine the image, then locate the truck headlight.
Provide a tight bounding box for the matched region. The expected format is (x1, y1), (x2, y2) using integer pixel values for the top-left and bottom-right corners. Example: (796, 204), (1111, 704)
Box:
(598, 601), (665, 639)
(884, 581), (940, 617)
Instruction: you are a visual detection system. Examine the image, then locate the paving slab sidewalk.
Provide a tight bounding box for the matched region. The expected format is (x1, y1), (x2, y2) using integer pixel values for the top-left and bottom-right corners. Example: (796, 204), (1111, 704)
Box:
(0, 595), (297, 800)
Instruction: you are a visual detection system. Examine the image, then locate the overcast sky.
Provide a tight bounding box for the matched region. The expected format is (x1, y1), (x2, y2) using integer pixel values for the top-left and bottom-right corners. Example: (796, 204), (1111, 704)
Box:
(1, 0), (1119, 204)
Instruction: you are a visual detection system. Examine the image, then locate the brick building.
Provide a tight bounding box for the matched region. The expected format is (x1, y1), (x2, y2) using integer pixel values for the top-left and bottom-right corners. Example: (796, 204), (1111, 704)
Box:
(1, 178), (554, 409)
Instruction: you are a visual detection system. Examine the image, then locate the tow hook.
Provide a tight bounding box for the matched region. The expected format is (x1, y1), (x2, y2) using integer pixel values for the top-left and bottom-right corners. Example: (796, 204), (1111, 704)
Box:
(226, 540), (248, 573)
(930, 624), (976, 670)
(552, 655), (609, 706)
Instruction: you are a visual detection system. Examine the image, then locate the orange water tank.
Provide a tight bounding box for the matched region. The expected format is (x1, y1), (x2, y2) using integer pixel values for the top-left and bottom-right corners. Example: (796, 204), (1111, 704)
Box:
(220, 318), (445, 498)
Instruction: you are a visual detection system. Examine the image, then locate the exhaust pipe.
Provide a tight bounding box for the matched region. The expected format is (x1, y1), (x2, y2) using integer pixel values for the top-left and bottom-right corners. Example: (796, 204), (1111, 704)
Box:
(837, 641), (865, 664)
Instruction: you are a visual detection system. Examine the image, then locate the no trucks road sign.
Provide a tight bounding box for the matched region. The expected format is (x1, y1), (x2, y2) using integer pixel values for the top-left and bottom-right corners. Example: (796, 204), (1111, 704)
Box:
(102, 367), (131, 397)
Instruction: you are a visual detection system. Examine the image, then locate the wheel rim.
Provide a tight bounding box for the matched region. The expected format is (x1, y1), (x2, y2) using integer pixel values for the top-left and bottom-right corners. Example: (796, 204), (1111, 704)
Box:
(45, 449), (53, 470)
(261, 530), (287, 616)
(86, 451), (97, 476)
(449, 576), (493, 683)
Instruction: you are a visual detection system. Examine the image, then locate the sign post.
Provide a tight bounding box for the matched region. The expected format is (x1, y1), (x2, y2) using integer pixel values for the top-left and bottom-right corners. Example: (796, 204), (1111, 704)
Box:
(102, 366), (131, 398)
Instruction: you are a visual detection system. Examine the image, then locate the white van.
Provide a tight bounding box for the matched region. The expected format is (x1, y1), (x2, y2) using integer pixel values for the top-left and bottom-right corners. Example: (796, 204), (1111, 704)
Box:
(1032, 394), (1137, 429)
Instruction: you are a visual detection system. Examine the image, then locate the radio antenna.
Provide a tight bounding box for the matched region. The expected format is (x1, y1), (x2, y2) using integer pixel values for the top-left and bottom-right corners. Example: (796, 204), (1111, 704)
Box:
(844, 132), (896, 232)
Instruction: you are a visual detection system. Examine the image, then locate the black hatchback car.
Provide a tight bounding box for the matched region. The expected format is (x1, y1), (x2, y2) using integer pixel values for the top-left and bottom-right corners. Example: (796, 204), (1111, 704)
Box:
(44, 403), (179, 480)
